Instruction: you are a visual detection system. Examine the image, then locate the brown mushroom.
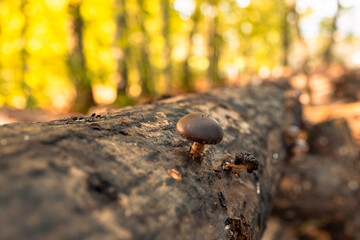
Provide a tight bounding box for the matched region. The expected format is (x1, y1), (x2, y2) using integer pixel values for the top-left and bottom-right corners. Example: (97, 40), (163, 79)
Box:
(176, 113), (223, 161)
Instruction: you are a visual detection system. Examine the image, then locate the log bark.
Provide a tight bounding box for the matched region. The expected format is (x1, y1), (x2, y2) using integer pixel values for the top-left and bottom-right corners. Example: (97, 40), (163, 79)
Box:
(0, 83), (301, 240)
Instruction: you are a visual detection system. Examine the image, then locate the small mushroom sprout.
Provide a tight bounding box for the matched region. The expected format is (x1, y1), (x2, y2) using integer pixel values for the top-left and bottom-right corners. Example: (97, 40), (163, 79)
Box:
(223, 152), (259, 176)
(176, 113), (223, 161)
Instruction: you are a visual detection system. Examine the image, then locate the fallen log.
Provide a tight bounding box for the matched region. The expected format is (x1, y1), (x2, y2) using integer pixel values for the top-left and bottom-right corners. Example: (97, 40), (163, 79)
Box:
(273, 119), (360, 239)
(304, 102), (360, 148)
(0, 83), (301, 240)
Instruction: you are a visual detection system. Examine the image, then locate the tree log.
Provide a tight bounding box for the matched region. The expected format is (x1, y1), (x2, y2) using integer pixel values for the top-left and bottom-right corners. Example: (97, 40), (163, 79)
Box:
(304, 102), (360, 149)
(273, 119), (360, 239)
(0, 83), (301, 240)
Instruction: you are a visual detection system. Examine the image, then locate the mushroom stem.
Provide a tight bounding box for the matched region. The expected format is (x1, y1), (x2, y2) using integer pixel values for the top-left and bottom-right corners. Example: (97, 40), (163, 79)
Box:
(190, 142), (205, 161)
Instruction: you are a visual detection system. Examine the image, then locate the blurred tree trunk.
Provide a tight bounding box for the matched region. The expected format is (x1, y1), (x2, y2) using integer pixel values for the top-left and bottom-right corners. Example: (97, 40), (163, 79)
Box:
(67, 1), (95, 113)
(115, 0), (129, 96)
(20, 0), (28, 78)
(293, 6), (313, 105)
(182, 3), (201, 92)
(136, 0), (153, 96)
(161, 0), (172, 93)
(323, 0), (340, 64)
(208, 1), (220, 86)
(20, 0), (34, 107)
(282, 1), (290, 66)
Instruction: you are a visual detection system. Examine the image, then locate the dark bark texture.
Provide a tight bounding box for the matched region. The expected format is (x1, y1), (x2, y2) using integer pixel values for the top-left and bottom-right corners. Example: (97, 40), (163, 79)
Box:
(0, 83), (301, 240)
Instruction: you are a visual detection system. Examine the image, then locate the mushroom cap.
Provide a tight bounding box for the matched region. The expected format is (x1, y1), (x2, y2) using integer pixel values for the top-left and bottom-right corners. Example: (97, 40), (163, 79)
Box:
(176, 113), (224, 144)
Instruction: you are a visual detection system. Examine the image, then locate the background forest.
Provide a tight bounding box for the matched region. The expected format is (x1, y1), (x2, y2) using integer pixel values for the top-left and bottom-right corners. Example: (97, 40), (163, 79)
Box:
(0, 0), (360, 113)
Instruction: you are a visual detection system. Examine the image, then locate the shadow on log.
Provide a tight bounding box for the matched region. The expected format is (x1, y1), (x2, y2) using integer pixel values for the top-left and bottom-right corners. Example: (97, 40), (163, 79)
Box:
(0, 83), (301, 240)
